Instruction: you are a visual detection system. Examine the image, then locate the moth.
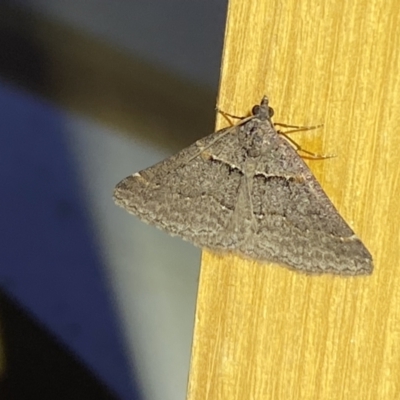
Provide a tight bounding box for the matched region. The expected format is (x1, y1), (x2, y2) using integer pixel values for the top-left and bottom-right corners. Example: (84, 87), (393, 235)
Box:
(114, 97), (373, 275)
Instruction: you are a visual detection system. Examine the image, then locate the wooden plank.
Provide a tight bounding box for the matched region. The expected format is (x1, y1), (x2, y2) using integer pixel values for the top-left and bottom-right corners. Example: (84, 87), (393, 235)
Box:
(187, 0), (400, 399)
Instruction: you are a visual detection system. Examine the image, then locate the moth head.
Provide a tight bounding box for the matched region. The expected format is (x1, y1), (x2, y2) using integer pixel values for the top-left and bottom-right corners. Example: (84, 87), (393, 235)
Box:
(252, 96), (274, 121)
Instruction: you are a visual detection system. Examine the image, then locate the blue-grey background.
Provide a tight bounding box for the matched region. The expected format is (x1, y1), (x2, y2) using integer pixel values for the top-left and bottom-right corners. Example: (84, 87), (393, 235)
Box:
(0, 1), (227, 399)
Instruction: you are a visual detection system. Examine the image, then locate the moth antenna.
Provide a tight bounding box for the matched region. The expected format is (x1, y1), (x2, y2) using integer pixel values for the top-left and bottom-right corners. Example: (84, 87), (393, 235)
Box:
(186, 115), (255, 163)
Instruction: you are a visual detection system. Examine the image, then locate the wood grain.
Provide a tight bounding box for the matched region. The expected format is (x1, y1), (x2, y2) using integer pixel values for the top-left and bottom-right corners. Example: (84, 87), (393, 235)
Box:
(187, 0), (400, 399)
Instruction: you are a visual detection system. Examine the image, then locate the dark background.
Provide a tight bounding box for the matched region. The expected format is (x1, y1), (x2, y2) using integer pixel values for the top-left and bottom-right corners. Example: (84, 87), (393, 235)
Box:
(0, 1), (226, 399)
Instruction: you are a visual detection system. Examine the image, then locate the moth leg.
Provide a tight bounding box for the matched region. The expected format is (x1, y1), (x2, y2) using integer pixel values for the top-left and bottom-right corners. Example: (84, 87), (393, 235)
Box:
(216, 108), (247, 121)
(279, 132), (336, 160)
(274, 122), (323, 134)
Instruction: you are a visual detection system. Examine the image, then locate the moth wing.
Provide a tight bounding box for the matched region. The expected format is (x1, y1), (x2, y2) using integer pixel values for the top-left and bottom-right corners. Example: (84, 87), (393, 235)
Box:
(114, 125), (246, 249)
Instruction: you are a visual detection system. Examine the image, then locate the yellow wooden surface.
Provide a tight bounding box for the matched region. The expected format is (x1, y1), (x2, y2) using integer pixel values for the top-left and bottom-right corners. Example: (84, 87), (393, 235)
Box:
(187, 1), (400, 399)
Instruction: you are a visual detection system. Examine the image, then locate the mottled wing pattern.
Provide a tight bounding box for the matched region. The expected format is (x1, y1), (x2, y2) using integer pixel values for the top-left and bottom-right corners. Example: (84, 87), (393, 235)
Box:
(114, 114), (373, 275)
(239, 130), (372, 274)
(114, 125), (247, 248)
